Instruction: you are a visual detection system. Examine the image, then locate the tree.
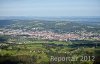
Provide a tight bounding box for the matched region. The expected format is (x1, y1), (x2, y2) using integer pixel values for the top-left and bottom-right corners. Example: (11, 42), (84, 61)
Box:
(0, 35), (8, 43)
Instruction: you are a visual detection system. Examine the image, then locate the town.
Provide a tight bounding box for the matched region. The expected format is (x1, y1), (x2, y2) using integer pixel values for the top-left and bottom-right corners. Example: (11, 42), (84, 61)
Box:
(0, 28), (100, 42)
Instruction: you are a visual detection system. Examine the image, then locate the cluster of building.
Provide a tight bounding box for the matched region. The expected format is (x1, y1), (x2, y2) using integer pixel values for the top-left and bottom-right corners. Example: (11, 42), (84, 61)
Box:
(0, 29), (100, 41)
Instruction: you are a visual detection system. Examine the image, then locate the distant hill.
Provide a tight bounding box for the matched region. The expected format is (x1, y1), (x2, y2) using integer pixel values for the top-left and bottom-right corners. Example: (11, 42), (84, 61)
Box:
(0, 18), (100, 33)
(0, 16), (100, 22)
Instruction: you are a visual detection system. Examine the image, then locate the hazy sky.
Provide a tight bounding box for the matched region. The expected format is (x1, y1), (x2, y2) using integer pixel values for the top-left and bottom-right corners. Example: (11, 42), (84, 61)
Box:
(0, 0), (100, 16)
